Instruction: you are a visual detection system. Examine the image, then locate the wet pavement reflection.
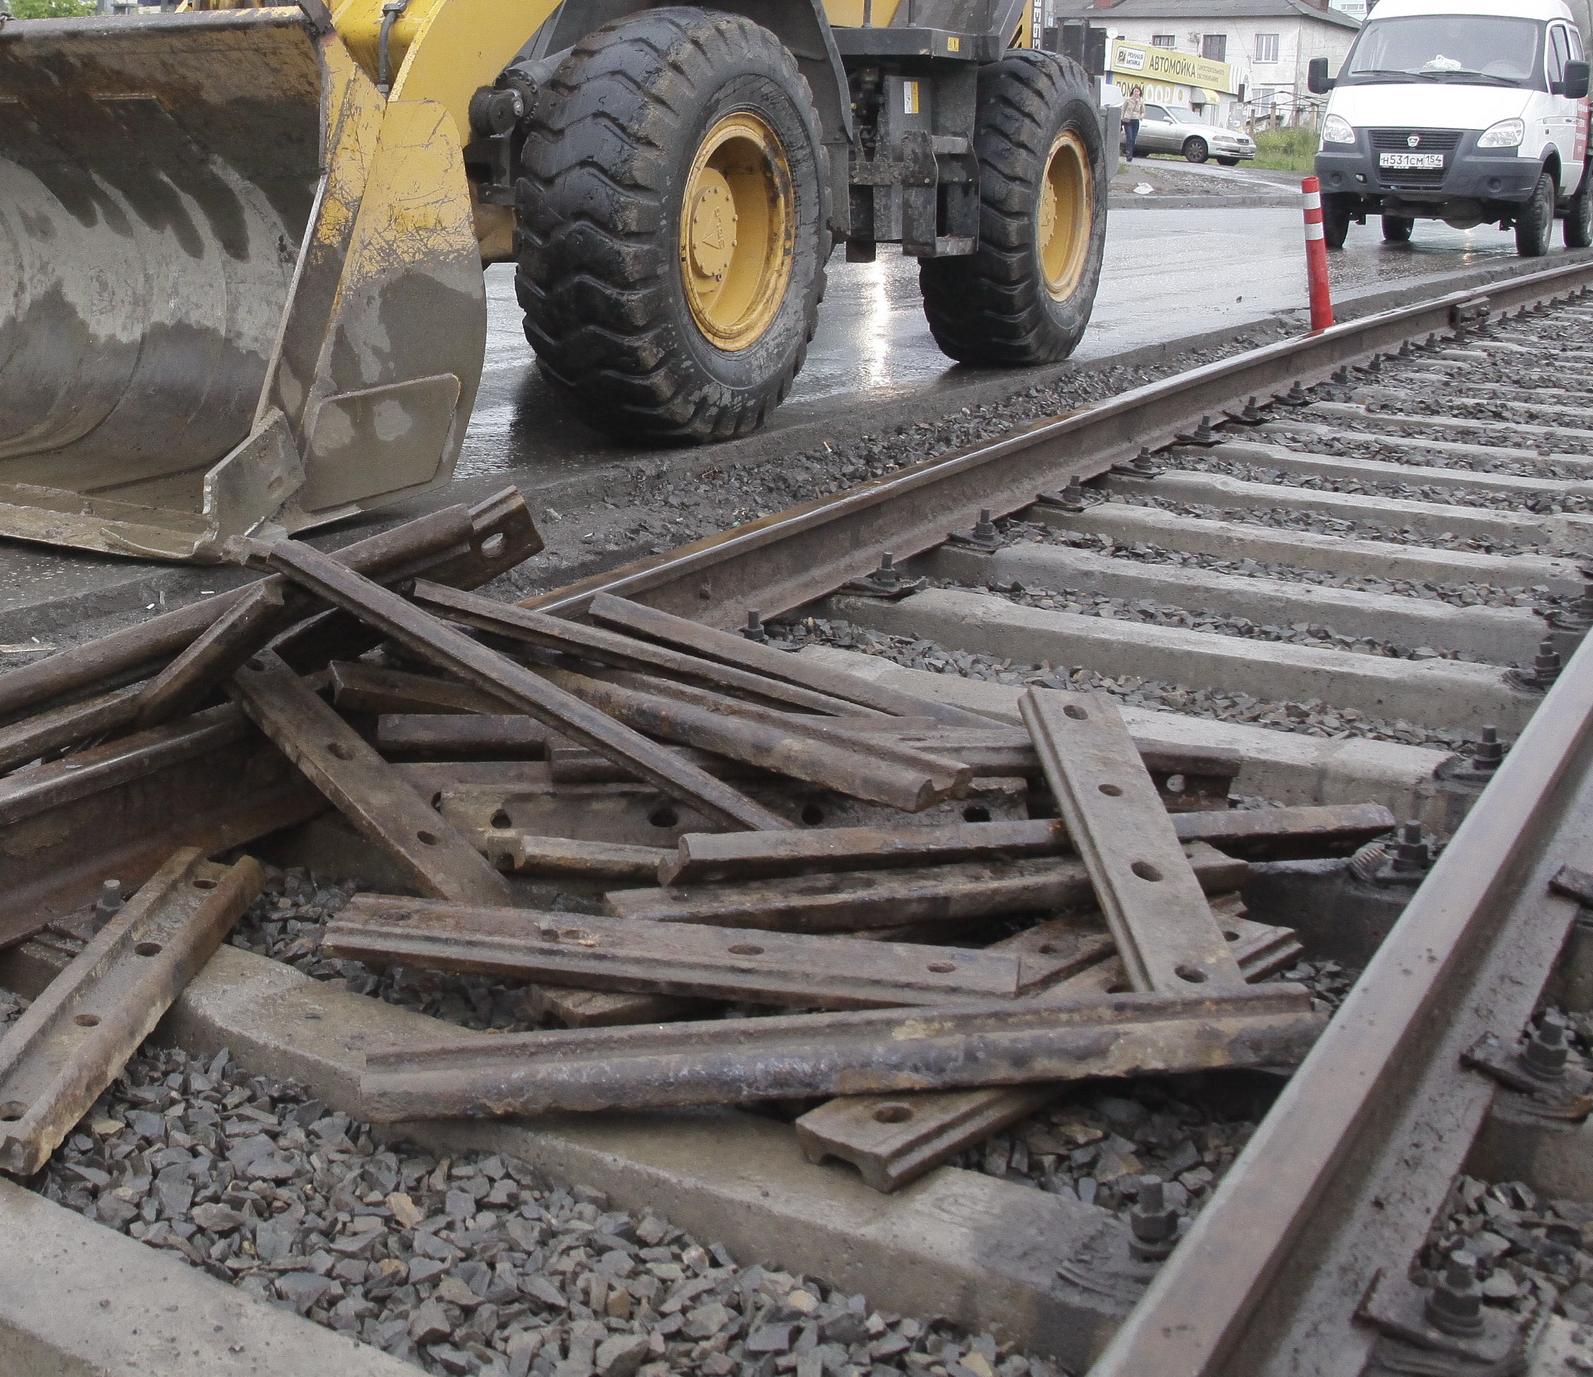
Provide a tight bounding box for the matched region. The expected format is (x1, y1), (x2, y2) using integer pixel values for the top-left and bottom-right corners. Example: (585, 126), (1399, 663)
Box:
(458, 206), (1543, 483)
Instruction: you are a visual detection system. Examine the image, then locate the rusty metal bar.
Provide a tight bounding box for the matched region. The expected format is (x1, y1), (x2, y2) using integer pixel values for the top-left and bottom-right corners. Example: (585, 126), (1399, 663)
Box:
(857, 727), (1241, 805)
(131, 581), (291, 729)
(534, 666), (970, 813)
(0, 491), (537, 726)
(661, 803), (1396, 885)
(583, 594), (990, 726)
(428, 773), (1030, 849)
(329, 663), (505, 716)
(0, 850), (262, 1174)
(414, 581), (877, 718)
(545, 742), (769, 785)
(0, 682), (144, 775)
(0, 703), (320, 949)
(376, 714), (558, 760)
(606, 842), (1249, 933)
(1023, 689), (1243, 992)
(266, 541), (789, 833)
(358, 983), (1323, 1118)
(323, 895), (1027, 1009)
(229, 651), (512, 905)
(476, 832), (668, 884)
(794, 907), (1301, 1192)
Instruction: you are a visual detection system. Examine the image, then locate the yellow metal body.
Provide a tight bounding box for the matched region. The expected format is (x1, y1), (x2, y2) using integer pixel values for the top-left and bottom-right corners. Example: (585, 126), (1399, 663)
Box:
(0, 2), (547, 559)
(0, 0), (1031, 561)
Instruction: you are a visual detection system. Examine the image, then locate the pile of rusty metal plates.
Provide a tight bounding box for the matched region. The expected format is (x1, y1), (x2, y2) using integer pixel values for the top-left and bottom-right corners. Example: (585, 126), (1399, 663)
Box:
(0, 502), (1394, 1184)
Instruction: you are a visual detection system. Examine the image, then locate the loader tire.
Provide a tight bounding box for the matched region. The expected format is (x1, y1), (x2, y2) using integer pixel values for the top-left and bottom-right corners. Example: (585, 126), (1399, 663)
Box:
(515, 8), (829, 442)
(919, 50), (1106, 367)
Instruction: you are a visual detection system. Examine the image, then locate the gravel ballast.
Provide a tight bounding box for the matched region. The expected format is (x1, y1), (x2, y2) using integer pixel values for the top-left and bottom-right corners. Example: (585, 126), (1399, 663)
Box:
(34, 1043), (1067, 1377)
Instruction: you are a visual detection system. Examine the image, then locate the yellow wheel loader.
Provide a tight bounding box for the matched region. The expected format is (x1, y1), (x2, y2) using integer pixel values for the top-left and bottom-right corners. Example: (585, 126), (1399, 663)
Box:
(0, 0), (1108, 560)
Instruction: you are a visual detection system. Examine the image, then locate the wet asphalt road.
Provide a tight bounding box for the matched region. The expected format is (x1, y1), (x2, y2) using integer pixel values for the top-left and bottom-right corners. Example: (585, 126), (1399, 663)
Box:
(457, 204), (1555, 484)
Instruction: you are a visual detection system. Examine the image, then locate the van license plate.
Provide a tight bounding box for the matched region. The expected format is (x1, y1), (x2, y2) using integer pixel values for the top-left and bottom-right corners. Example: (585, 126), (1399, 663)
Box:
(1379, 152), (1445, 170)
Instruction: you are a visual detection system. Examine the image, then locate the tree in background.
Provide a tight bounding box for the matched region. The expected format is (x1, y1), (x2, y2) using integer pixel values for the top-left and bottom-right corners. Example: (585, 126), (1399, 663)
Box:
(12, 0), (97, 15)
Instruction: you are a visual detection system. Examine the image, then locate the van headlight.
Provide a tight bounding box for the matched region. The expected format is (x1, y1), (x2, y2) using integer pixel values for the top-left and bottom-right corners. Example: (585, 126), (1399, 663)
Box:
(1320, 114), (1355, 146)
(1478, 118), (1524, 148)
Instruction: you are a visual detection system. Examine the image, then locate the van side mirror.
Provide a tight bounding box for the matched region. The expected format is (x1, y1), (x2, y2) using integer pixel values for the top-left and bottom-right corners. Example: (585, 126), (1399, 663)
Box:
(1559, 58), (1590, 99)
(1307, 57), (1334, 94)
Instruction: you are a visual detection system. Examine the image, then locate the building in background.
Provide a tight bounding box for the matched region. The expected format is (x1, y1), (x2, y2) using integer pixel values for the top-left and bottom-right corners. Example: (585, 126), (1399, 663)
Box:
(1058, 0), (1360, 127)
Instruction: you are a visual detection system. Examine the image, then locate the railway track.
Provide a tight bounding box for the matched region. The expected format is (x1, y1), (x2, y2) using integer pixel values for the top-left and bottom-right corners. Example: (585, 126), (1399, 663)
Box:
(8, 260), (1593, 1377)
(515, 262), (1593, 1374)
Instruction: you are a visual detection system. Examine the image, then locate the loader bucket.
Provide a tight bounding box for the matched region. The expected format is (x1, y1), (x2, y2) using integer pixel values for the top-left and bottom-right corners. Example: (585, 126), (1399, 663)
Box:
(0, 8), (485, 560)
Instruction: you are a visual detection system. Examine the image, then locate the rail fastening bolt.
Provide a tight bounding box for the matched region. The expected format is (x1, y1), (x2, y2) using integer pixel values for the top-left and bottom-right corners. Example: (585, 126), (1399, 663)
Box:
(972, 508), (998, 543)
(95, 879), (124, 918)
(1390, 820), (1431, 876)
(1531, 638), (1563, 688)
(1128, 1175), (1181, 1262)
(740, 608), (768, 643)
(1425, 1249), (1485, 1337)
(1523, 1010), (1570, 1082)
(1472, 725), (1505, 774)
(873, 552), (901, 589)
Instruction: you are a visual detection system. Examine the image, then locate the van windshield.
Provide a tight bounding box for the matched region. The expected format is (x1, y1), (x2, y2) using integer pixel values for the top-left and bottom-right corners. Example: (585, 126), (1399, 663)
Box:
(1342, 14), (1542, 85)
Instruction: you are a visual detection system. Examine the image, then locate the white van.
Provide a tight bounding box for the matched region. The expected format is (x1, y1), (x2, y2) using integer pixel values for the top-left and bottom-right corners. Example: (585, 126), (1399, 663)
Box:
(1309, 0), (1592, 256)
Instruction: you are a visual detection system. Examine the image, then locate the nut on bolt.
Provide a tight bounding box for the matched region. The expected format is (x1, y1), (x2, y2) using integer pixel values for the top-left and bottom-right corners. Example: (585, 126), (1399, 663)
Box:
(740, 609), (768, 644)
(95, 879), (124, 918)
(1425, 1248), (1485, 1338)
(1128, 1176), (1181, 1262)
(1472, 725), (1505, 774)
(1522, 1010), (1570, 1082)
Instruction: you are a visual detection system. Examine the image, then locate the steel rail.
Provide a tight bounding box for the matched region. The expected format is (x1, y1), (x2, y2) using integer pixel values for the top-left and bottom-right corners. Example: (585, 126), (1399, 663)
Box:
(526, 259), (1593, 628)
(1090, 612), (1593, 1375)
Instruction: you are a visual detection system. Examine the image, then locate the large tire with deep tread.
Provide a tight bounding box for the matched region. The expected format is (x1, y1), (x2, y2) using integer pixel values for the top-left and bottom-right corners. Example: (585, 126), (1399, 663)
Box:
(515, 8), (829, 442)
(1516, 170), (1555, 257)
(1565, 162), (1593, 248)
(919, 51), (1107, 367)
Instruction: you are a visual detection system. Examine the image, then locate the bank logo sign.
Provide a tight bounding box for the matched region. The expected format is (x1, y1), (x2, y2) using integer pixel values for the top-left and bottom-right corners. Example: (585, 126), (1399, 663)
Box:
(1109, 38), (1236, 95)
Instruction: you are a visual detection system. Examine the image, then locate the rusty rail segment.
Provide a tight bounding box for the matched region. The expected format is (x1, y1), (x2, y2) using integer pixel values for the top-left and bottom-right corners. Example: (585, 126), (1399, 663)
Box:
(0, 490), (539, 725)
(0, 851), (262, 1174)
(359, 985), (1324, 1119)
(795, 907), (1302, 1191)
(604, 844), (1250, 934)
(660, 803), (1396, 885)
(323, 896), (1027, 1009)
(1092, 605), (1593, 1375)
(228, 652), (513, 906)
(527, 264), (1593, 629)
(265, 540), (790, 833)
(1021, 689), (1243, 993)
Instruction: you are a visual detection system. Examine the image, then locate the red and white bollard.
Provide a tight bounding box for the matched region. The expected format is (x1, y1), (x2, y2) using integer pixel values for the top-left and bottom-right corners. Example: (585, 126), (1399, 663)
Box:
(1300, 176), (1335, 331)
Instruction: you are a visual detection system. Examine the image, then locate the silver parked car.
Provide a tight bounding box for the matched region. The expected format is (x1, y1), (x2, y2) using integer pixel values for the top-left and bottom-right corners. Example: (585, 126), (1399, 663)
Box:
(1131, 103), (1257, 164)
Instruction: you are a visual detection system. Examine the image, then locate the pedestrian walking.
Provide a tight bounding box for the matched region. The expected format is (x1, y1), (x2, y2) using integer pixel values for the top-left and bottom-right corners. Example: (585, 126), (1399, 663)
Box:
(1122, 85), (1144, 162)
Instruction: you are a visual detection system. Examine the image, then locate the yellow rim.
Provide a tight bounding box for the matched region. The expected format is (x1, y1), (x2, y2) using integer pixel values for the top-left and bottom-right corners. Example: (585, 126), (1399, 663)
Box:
(679, 112), (795, 351)
(1037, 129), (1092, 300)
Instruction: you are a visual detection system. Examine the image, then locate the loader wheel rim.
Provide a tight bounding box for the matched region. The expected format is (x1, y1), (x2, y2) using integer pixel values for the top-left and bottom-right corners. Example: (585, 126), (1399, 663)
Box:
(680, 112), (795, 351)
(1039, 129), (1092, 300)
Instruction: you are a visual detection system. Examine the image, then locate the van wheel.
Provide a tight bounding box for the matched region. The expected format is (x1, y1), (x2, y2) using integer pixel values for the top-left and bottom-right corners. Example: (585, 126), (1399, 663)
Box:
(1183, 137), (1209, 163)
(1516, 171), (1555, 257)
(1381, 215), (1412, 243)
(1565, 162), (1593, 248)
(1322, 194), (1351, 250)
